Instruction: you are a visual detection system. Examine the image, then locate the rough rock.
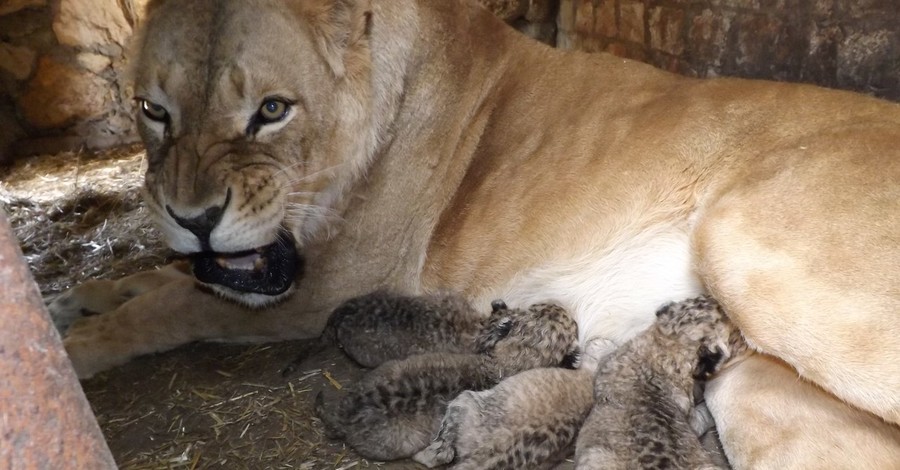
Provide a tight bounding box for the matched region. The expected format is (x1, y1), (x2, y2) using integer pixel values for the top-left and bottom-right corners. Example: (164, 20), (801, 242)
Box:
(0, 42), (36, 80)
(52, 0), (132, 49)
(76, 52), (111, 74)
(0, 0), (46, 16)
(18, 56), (110, 129)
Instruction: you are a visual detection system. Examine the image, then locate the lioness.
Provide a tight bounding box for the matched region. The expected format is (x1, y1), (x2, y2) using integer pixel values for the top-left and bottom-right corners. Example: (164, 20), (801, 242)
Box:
(51, 0), (900, 467)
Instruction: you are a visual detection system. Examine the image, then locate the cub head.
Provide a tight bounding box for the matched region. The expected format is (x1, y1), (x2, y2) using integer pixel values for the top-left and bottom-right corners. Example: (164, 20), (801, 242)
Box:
(132, 0), (374, 306)
(655, 295), (748, 379)
(477, 301), (581, 372)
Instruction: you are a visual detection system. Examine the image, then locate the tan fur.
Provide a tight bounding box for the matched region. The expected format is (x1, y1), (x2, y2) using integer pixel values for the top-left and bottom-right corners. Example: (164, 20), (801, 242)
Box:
(706, 354), (900, 469)
(50, 0), (900, 467)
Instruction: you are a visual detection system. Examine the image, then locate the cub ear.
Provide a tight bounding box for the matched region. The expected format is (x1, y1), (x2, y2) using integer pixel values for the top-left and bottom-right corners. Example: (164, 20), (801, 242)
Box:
(300, 0), (373, 77)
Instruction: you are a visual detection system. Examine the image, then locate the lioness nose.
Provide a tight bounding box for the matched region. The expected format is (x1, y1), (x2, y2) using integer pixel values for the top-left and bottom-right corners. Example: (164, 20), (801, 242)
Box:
(166, 190), (231, 251)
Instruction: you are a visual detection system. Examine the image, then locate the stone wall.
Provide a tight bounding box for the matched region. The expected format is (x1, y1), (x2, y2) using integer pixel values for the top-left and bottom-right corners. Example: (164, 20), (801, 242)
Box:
(557, 0), (900, 101)
(0, 0), (150, 162)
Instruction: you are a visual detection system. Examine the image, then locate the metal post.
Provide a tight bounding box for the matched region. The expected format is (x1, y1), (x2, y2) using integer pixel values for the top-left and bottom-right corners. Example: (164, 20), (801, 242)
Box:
(0, 211), (117, 469)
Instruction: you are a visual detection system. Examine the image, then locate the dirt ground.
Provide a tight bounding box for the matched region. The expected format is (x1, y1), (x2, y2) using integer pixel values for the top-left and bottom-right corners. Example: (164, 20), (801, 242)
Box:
(0, 147), (452, 469)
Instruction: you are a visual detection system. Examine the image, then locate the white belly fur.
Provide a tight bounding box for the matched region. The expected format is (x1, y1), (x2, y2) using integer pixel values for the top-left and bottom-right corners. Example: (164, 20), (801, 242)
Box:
(485, 225), (703, 361)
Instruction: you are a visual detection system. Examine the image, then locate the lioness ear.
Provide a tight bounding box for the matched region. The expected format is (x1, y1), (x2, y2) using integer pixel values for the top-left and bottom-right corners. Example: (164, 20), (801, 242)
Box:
(301, 0), (373, 77)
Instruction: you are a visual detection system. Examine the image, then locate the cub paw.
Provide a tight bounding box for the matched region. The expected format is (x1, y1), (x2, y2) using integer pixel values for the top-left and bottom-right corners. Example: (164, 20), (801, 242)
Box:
(413, 439), (456, 468)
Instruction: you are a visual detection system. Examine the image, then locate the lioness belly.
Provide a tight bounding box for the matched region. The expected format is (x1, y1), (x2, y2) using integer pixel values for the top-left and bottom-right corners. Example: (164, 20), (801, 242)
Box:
(475, 225), (703, 358)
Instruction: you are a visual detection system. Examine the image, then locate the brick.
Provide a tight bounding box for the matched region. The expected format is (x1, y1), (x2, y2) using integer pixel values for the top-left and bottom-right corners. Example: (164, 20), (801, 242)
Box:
(557, 0), (576, 37)
(716, 0), (760, 9)
(649, 6), (685, 55)
(688, 8), (732, 66)
(619, 1), (645, 45)
(837, 29), (900, 100)
(574, 0), (594, 36)
(594, 0), (617, 38)
(810, 0), (834, 17)
(837, 0), (899, 20)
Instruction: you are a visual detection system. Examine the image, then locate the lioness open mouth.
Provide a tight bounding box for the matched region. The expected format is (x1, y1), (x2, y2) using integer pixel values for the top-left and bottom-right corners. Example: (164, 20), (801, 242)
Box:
(191, 231), (302, 296)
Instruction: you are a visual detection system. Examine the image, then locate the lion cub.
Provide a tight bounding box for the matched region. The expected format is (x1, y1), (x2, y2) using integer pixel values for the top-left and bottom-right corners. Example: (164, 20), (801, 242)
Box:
(316, 296), (580, 461)
(322, 291), (490, 368)
(413, 365), (595, 470)
(576, 295), (746, 470)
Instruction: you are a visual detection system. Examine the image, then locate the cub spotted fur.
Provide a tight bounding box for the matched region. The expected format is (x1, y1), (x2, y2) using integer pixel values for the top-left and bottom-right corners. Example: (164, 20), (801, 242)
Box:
(576, 296), (743, 469)
(52, 0), (900, 466)
(415, 296), (741, 470)
(322, 291), (488, 367)
(315, 296), (579, 461)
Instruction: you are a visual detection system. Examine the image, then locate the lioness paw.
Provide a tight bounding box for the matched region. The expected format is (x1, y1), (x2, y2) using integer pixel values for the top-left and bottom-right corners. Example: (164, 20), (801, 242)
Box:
(48, 263), (190, 336)
(47, 279), (126, 335)
(63, 315), (135, 378)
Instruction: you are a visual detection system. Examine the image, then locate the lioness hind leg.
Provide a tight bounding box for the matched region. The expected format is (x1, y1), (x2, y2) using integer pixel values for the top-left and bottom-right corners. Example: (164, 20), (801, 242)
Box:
(706, 354), (900, 469)
(696, 135), (900, 425)
(48, 261), (190, 334)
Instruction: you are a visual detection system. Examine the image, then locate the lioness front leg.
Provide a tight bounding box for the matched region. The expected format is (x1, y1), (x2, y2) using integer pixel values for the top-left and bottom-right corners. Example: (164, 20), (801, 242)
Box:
(48, 262), (190, 335)
(62, 277), (323, 378)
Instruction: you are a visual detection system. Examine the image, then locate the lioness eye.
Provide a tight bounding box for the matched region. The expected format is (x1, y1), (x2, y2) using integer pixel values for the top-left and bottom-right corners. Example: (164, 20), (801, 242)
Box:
(139, 99), (169, 122)
(257, 99), (290, 123)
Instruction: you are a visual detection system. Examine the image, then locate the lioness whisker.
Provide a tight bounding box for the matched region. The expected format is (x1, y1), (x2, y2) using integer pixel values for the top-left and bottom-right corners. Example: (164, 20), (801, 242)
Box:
(270, 160), (307, 180)
(284, 202), (343, 219)
(284, 206), (343, 217)
(278, 163), (350, 190)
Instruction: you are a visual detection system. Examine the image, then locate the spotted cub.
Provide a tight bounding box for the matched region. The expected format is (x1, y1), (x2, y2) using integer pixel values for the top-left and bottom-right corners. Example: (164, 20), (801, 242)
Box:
(315, 297), (580, 461)
(576, 295), (746, 470)
(413, 366), (595, 470)
(322, 291), (489, 368)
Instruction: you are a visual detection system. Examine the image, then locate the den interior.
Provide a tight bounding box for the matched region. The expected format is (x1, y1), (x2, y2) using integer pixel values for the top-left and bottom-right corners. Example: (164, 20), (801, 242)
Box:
(1, 0), (898, 468)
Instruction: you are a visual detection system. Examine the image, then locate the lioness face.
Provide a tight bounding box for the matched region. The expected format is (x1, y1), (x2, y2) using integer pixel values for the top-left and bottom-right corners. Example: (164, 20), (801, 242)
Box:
(133, 0), (373, 306)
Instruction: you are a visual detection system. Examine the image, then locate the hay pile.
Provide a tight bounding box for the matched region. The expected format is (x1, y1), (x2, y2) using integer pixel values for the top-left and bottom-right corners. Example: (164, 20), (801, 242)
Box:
(0, 147), (425, 469)
(0, 145), (167, 297)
